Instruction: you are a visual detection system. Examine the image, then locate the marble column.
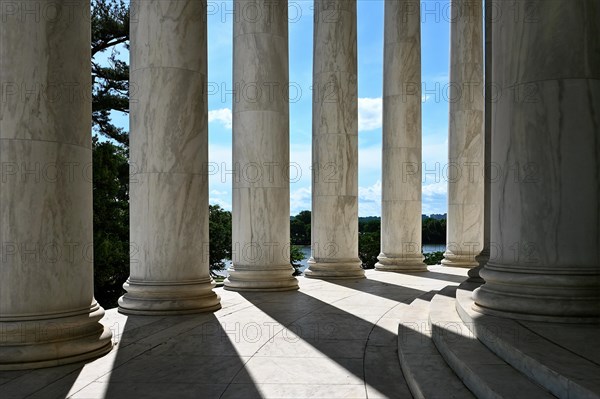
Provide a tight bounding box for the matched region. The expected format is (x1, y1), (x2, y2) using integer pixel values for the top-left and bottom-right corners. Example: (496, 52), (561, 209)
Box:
(469, 0), (493, 282)
(119, 0), (221, 313)
(305, 0), (364, 279)
(375, 0), (427, 273)
(473, 0), (600, 322)
(224, 0), (298, 291)
(442, 0), (485, 268)
(0, 0), (112, 369)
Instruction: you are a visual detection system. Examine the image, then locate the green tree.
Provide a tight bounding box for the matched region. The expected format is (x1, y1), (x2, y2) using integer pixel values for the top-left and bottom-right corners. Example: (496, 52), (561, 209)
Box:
(209, 205), (232, 273)
(422, 217), (446, 244)
(92, 0), (130, 145)
(295, 210), (311, 226)
(290, 210), (311, 245)
(92, 139), (130, 308)
(424, 251), (444, 265)
(290, 245), (306, 276)
(91, 0), (130, 309)
(358, 231), (381, 269)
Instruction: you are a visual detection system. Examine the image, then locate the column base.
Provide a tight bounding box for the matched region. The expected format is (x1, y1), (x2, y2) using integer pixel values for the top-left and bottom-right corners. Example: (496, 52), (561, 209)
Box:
(118, 277), (221, 315)
(468, 251), (489, 282)
(0, 302), (113, 370)
(441, 251), (479, 268)
(473, 263), (600, 323)
(304, 258), (365, 279)
(375, 253), (428, 273)
(224, 264), (298, 291)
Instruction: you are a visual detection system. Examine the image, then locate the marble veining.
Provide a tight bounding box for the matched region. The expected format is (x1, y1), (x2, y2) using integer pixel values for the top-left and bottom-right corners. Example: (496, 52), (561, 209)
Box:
(376, 0), (426, 272)
(306, 0), (364, 279)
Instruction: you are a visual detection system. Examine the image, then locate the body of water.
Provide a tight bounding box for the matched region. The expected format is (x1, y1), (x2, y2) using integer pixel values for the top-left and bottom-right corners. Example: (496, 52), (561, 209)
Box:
(214, 244), (446, 276)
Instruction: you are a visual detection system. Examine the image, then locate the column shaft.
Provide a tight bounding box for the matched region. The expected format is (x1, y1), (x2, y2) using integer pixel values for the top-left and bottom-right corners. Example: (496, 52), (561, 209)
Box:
(474, 0), (600, 322)
(376, 0), (427, 273)
(224, 0), (298, 291)
(305, 0), (364, 279)
(119, 0), (221, 313)
(0, 0), (112, 369)
(442, 0), (485, 268)
(470, 0), (493, 281)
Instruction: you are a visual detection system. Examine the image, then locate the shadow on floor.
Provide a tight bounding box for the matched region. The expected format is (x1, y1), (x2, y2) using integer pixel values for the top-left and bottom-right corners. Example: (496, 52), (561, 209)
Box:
(321, 270), (466, 303)
(101, 313), (263, 399)
(0, 362), (84, 398)
(239, 284), (428, 399)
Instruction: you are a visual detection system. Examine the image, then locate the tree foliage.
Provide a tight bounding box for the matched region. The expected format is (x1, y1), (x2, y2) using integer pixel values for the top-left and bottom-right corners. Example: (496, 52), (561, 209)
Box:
(91, 0), (130, 308)
(290, 210), (311, 245)
(290, 245), (306, 276)
(422, 217), (447, 244)
(92, 138), (130, 308)
(92, 0), (130, 145)
(209, 205), (232, 272)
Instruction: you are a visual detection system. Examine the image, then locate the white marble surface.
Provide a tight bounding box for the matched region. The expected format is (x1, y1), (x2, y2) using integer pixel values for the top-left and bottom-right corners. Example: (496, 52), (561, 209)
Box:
(0, 268), (470, 398)
(376, 0), (426, 272)
(306, 0), (363, 279)
(442, 0), (485, 269)
(470, 0), (494, 282)
(474, 0), (600, 320)
(225, 0), (297, 291)
(0, 0), (112, 369)
(120, 0), (221, 314)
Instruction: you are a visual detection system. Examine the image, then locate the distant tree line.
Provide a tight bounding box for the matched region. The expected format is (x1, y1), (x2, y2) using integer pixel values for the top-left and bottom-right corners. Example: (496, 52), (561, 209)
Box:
(290, 211), (446, 269)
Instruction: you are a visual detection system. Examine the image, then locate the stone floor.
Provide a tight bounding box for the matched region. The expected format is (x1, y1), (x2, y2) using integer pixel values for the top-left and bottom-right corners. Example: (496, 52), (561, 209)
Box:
(0, 267), (471, 399)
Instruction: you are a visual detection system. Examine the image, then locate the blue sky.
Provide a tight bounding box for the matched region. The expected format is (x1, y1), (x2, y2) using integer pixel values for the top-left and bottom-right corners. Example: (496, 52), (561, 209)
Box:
(106, 0), (451, 217)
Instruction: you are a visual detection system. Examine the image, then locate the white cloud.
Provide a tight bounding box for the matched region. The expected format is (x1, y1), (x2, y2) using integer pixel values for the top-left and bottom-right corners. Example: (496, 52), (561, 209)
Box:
(209, 197), (232, 211)
(290, 186), (312, 215)
(208, 108), (232, 129)
(358, 97), (382, 132)
(358, 180), (382, 217)
(422, 181), (447, 197)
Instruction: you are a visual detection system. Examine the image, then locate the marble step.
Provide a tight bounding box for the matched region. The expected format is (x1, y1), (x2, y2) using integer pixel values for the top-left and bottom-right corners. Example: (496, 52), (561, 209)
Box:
(429, 286), (556, 399)
(397, 291), (475, 399)
(456, 282), (600, 399)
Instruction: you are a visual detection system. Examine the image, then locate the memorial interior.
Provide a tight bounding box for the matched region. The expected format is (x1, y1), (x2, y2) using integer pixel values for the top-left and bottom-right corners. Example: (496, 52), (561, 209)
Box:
(0, 0), (598, 398)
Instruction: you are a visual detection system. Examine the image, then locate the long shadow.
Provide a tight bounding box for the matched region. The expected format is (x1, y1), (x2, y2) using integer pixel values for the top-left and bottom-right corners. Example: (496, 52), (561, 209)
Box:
(239, 286), (428, 398)
(322, 271), (466, 304)
(0, 361), (84, 398)
(421, 270), (471, 284)
(100, 313), (263, 399)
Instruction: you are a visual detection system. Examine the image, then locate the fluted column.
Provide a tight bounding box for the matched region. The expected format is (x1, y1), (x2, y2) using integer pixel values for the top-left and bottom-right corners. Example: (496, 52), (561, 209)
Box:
(0, 0), (112, 369)
(469, 0), (493, 282)
(473, 0), (600, 322)
(305, 0), (364, 279)
(224, 0), (298, 291)
(442, 0), (484, 268)
(376, 0), (427, 273)
(119, 0), (221, 313)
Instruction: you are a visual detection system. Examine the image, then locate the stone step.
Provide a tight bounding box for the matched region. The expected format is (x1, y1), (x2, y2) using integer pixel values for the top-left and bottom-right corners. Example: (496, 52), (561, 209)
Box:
(456, 282), (600, 399)
(429, 286), (556, 399)
(397, 291), (475, 399)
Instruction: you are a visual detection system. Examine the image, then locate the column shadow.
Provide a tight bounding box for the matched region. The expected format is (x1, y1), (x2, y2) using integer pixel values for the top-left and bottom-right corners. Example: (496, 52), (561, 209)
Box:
(0, 363), (84, 398)
(100, 313), (263, 399)
(239, 285), (428, 398)
(323, 272), (466, 304)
